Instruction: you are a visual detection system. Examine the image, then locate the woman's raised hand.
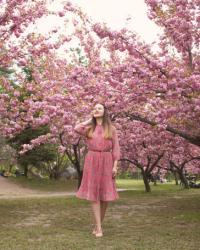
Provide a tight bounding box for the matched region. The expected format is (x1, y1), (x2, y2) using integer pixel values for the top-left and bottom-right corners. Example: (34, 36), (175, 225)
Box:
(90, 110), (95, 117)
(82, 117), (93, 126)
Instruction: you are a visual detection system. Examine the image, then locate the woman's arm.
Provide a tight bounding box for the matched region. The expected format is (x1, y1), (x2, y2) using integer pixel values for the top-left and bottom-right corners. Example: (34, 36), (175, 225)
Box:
(74, 118), (93, 136)
(112, 127), (121, 170)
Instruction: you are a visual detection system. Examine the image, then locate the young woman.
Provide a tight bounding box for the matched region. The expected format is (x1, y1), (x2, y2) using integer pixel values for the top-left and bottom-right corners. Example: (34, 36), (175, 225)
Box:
(74, 103), (121, 238)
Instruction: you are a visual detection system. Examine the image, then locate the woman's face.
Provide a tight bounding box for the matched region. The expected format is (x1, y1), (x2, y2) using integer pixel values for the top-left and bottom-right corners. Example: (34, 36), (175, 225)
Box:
(92, 104), (104, 118)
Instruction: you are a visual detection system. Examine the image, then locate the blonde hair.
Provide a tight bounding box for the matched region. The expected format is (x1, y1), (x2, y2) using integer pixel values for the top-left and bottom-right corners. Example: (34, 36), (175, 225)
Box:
(85, 103), (114, 139)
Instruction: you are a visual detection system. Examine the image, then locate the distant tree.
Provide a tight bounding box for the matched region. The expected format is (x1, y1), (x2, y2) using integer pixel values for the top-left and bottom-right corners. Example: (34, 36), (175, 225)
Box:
(7, 125), (57, 177)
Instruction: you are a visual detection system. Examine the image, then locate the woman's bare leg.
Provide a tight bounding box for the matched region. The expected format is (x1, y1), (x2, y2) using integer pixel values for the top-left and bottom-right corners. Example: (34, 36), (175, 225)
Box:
(100, 200), (108, 223)
(90, 201), (102, 232)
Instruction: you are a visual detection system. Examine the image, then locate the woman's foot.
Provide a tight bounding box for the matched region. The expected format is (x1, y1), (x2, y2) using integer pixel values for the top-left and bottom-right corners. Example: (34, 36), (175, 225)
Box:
(95, 228), (103, 237)
(92, 225), (97, 235)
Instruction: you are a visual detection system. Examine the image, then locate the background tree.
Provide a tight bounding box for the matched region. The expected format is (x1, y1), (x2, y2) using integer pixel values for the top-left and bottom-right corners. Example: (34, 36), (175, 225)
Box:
(8, 125), (56, 177)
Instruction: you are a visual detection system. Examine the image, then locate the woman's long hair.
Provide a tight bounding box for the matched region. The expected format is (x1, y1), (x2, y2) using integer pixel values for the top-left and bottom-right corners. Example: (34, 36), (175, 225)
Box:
(86, 103), (114, 139)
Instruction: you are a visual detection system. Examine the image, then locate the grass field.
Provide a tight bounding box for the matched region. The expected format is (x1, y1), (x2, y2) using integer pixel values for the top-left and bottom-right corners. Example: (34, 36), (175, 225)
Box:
(7, 176), (180, 192)
(1, 178), (200, 250)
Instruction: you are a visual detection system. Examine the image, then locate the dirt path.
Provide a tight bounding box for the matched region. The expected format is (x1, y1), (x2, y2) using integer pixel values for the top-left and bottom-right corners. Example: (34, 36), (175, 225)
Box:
(0, 176), (133, 200)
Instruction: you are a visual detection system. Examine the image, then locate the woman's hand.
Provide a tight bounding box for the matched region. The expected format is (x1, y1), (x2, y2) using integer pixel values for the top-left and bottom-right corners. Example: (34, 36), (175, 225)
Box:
(112, 167), (118, 179)
(82, 117), (93, 126)
(90, 110), (95, 117)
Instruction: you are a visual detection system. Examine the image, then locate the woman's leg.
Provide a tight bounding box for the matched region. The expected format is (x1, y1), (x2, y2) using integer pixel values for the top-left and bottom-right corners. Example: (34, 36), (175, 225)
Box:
(90, 201), (102, 232)
(100, 200), (108, 223)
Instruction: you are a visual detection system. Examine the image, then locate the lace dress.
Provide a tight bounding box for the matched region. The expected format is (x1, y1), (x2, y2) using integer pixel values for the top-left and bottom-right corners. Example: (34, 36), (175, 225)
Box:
(74, 123), (121, 201)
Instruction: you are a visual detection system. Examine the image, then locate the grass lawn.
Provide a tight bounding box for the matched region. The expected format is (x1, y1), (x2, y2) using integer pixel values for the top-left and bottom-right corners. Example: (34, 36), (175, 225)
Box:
(8, 176), (77, 192)
(7, 176), (179, 192)
(8, 176), (147, 192)
(0, 179), (200, 250)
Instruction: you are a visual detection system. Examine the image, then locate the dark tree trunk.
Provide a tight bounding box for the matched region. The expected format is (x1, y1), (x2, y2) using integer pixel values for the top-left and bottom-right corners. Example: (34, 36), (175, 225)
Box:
(71, 144), (84, 189)
(9, 164), (13, 173)
(141, 169), (151, 192)
(23, 164), (28, 177)
(49, 171), (60, 180)
(170, 162), (180, 185)
(174, 172), (179, 185)
(53, 166), (60, 180)
(178, 170), (189, 189)
(171, 168), (179, 185)
(75, 162), (83, 188)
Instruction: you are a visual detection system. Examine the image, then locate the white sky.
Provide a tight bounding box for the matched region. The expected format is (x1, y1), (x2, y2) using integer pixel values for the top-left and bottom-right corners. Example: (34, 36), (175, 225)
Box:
(36, 0), (163, 44)
(71, 0), (163, 43)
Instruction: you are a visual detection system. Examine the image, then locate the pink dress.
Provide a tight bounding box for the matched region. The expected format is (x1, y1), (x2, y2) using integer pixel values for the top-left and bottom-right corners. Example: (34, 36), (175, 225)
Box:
(74, 123), (121, 201)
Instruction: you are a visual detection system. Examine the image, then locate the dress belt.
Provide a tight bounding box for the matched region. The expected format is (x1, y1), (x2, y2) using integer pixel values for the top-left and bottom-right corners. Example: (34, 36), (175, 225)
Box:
(89, 149), (112, 152)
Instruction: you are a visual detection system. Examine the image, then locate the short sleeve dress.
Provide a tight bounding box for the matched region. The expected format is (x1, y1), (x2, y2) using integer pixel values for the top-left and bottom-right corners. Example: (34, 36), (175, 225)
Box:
(74, 123), (121, 201)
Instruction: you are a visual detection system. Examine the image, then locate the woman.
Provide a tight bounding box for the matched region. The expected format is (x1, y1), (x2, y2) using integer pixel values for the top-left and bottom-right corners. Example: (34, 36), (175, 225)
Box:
(74, 102), (121, 238)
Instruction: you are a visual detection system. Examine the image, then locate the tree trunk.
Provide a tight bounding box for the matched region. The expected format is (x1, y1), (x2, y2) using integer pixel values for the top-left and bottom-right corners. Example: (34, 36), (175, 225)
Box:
(77, 169), (83, 188)
(72, 145), (84, 189)
(141, 169), (151, 192)
(178, 170), (189, 189)
(8, 164), (14, 173)
(75, 162), (83, 189)
(23, 164), (28, 177)
(174, 172), (179, 185)
(53, 169), (60, 180)
(171, 168), (179, 185)
(49, 169), (60, 180)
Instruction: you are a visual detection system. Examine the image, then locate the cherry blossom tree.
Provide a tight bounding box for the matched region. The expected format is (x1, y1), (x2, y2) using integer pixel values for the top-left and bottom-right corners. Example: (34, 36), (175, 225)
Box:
(92, 0), (200, 146)
(1, 0), (200, 191)
(160, 141), (200, 188)
(0, 0), (118, 186)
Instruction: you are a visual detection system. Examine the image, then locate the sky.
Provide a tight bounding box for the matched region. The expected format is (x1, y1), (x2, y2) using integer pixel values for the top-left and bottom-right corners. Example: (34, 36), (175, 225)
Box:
(71, 0), (163, 43)
(36, 0), (163, 44)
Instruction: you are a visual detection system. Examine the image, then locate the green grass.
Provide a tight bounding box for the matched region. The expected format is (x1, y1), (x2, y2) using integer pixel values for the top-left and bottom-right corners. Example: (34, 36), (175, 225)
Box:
(8, 176), (77, 192)
(8, 176), (181, 193)
(116, 179), (145, 188)
(0, 180), (200, 250)
(8, 177), (146, 192)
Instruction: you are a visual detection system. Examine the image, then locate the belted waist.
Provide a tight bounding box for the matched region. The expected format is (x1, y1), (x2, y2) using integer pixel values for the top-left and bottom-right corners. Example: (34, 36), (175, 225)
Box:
(89, 149), (112, 152)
